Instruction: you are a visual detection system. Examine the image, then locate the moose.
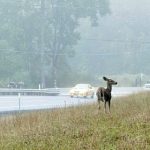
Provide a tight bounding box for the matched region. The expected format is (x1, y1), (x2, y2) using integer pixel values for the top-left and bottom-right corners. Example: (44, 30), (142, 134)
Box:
(96, 77), (117, 113)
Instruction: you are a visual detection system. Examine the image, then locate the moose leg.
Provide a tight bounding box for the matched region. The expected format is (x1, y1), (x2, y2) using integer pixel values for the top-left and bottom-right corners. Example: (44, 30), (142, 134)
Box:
(101, 91), (104, 102)
(108, 101), (111, 113)
(98, 100), (101, 109)
(104, 101), (107, 113)
(97, 92), (101, 109)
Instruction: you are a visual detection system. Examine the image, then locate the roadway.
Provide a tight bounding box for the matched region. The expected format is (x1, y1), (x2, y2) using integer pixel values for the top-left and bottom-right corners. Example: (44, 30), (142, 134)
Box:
(0, 87), (149, 113)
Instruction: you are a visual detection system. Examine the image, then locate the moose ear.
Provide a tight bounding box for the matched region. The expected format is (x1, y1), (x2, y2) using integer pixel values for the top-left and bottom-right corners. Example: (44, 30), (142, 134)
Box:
(103, 76), (108, 81)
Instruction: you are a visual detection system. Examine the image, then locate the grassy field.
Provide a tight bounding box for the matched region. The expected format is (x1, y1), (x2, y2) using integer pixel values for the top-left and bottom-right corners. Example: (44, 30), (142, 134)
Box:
(0, 92), (150, 150)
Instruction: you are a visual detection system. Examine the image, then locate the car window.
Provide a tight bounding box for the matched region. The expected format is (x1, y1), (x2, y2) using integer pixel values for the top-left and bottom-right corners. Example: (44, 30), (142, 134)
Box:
(75, 84), (88, 89)
(89, 85), (92, 89)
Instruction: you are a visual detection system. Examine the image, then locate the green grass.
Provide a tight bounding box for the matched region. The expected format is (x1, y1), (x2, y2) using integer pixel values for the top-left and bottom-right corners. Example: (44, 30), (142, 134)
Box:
(0, 92), (150, 150)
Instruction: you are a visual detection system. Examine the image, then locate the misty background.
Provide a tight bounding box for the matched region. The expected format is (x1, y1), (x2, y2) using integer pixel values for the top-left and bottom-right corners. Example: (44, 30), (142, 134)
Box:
(0, 0), (150, 88)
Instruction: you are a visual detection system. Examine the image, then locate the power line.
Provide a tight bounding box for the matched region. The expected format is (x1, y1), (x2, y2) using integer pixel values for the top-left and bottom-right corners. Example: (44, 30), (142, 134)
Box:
(0, 49), (149, 56)
(83, 38), (150, 44)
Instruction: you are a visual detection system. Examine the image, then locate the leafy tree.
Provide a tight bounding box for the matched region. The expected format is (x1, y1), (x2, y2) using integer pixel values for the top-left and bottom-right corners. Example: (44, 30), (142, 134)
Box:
(0, 0), (110, 87)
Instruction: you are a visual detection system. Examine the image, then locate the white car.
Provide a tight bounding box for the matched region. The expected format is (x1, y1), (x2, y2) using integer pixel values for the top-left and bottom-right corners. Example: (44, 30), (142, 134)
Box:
(69, 84), (95, 98)
(144, 81), (150, 88)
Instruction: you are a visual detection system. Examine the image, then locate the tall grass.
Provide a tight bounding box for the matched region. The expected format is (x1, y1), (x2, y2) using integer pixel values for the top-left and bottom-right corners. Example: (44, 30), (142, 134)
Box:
(0, 92), (150, 150)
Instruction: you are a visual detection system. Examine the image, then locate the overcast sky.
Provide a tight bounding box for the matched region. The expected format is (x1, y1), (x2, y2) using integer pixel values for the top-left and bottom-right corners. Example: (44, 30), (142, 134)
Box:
(111, 0), (150, 16)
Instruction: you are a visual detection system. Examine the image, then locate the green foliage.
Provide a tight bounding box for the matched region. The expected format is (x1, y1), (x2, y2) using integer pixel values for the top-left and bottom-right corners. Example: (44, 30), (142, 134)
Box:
(0, 0), (110, 87)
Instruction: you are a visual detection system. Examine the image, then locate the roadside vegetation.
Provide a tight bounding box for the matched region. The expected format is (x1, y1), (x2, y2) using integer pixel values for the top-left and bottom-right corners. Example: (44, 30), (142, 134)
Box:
(0, 92), (150, 150)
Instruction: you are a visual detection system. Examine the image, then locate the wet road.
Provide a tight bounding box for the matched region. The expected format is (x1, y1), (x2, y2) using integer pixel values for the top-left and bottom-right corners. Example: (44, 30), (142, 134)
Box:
(0, 96), (95, 112)
(0, 87), (148, 112)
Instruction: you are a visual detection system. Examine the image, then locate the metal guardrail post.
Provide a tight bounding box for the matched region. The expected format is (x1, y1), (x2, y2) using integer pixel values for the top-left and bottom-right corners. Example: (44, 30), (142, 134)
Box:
(18, 93), (21, 113)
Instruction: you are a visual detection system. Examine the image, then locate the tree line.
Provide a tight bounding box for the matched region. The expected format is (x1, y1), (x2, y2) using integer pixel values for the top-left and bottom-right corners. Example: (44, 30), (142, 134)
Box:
(0, 0), (110, 88)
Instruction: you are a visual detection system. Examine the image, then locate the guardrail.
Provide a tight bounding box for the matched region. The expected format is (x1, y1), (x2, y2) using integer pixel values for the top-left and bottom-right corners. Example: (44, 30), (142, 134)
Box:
(0, 87), (146, 97)
(0, 88), (60, 96)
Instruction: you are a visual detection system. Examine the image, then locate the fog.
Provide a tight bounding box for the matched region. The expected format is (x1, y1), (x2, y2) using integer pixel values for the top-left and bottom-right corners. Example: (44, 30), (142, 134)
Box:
(71, 0), (150, 86)
(0, 0), (149, 88)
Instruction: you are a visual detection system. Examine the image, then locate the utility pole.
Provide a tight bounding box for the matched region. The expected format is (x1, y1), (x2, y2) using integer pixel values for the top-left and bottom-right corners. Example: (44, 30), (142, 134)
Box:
(51, 1), (57, 88)
(40, 0), (46, 88)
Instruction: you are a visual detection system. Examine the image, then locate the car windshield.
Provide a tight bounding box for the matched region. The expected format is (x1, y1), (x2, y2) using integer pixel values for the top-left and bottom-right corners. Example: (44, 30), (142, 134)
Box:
(75, 84), (89, 89)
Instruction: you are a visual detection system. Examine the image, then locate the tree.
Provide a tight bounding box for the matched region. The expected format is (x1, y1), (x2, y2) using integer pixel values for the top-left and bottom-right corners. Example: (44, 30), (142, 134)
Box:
(41, 0), (110, 87)
(0, 0), (110, 87)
